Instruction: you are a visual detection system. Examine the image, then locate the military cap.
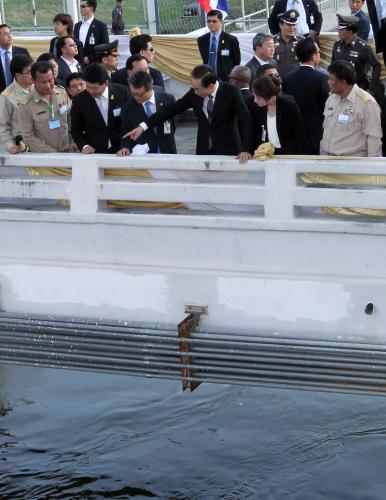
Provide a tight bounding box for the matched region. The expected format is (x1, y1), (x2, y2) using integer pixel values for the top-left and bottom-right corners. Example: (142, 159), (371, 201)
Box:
(94, 39), (119, 57)
(278, 9), (299, 24)
(336, 14), (359, 30)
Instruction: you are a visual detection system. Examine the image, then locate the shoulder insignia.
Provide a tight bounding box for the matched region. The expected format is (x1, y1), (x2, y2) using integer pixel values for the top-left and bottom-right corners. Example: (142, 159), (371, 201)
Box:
(358, 89), (371, 102)
(2, 87), (12, 97)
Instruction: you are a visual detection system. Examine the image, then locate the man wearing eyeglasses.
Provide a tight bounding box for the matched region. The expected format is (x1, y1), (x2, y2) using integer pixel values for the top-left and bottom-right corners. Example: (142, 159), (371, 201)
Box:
(57, 36), (83, 86)
(74, 0), (109, 65)
(197, 9), (240, 82)
(129, 34), (165, 89)
(282, 36), (329, 154)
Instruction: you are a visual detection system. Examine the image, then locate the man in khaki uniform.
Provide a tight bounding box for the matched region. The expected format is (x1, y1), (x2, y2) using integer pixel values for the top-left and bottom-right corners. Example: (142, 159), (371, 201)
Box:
(320, 60), (382, 156)
(0, 53), (33, 153)
(19, 60), (75, 152)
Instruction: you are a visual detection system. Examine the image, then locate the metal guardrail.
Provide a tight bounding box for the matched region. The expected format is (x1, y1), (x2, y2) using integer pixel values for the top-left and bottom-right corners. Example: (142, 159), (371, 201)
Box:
(1, 311), (386, 395)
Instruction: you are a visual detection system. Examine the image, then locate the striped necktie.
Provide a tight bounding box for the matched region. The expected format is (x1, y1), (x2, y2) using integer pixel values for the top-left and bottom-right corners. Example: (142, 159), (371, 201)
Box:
(208, 35), (217, 72)
(4, 50), (12, 87)
(96, 95), (108, 125)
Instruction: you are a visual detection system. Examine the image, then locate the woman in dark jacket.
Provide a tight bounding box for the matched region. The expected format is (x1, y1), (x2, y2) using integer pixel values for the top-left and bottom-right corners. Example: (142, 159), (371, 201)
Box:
(249, 75), (311, 155)
(49, 13), (84, 66)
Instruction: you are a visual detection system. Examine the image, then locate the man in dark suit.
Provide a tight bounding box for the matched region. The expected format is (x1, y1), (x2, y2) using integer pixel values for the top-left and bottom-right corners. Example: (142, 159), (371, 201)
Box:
(197, 9), (241, 82)
(56, 36), (83, 86)
(123, 64), (253, 163)
(74, 0), (109, 65)
(268, 0), (322, 37)
(0, 24), (30, 93)
(245, 33), (277, 87)
(71, 63), (129, 154)
(282, 37), (329, 154)
(129, 34), (164, 89)
(117, 71), (176, 156)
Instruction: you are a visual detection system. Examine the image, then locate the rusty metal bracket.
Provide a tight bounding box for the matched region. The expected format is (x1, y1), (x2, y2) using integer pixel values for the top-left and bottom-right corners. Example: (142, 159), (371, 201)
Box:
(178, 306), (207, 392)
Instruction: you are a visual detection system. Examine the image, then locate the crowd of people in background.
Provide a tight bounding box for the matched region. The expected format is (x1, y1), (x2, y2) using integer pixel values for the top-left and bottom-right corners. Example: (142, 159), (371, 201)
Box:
(0, 0), (385, 162)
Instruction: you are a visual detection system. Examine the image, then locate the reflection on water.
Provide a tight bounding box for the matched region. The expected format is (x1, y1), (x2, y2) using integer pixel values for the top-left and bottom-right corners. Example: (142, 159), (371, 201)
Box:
(1, 364), (386, 499)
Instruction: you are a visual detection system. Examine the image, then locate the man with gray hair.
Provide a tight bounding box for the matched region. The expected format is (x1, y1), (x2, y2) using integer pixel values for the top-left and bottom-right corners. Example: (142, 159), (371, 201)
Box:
(228, 65), (252, 102)
(246, 33), (277, 85)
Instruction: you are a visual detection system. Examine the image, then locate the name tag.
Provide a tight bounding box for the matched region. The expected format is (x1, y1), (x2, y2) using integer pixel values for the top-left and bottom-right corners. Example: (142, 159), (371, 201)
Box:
(48, 119), (61, 130)
(338, 113), (349, 124)
(163, 120), (171, 134)
(113, 107), (121, 117)
(221, 49), (230, 56)
(59, 105), (68, 115)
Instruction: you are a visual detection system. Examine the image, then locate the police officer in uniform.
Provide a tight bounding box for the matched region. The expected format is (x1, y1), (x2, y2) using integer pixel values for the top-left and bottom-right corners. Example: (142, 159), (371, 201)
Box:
(320, 60), (381, 157)
(94, 39), (120, 79)
(273, 10), (304, 78)
(332, 14), (381, 98)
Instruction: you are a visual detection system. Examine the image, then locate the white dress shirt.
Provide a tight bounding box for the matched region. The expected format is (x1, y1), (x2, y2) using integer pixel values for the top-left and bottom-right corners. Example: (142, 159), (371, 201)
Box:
(287, 0), (309, 35)
(79, 16), (94, 45)
(61, 56), (79, 73)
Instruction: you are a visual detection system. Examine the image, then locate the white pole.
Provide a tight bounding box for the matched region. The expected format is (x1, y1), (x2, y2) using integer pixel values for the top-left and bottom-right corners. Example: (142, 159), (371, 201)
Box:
(241, 0), (246, 32)
(146, 0), (157, 34)
(0, 0), (5, 24)
(66, 0), (79, 24)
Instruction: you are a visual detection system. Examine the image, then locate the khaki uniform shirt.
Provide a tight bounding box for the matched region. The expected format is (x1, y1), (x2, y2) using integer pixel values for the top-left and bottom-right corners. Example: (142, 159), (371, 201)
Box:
(320, 84), (382, 157)
(0, 80), (31, 152)
(19, 86), (72, 153)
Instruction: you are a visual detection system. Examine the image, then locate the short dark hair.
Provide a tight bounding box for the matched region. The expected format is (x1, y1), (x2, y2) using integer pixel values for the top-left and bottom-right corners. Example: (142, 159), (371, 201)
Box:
(129, 34), (152, 54)
(128, 70), (153, 91)
(0, 24), (11, 31)
(84, 0), (97, 11)
(252, 32), (273, 51)
(53, 13), (74, 35)
(66, 71), (84, 88)
(36, 52), (58, 63)
(83, 63), (108, 84)
(191, 64), (218, 86)
(207, 9), (223, 20)
(56, 35), (75, 55)
(328, 60), (356, 85)
(30, 61), (53, 80)
(10, 54), (33, 77)
(256, 63), (279, 79)
(253, 75), (281, 99)
(125, 54), (147, 70)
(295, 37), (318, 63)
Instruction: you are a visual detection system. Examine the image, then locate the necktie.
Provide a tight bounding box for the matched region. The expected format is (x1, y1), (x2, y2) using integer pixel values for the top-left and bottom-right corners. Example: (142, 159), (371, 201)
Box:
(96, 95), (108, 125)
(208, 35), (217, 72)
(144, 100), (160, 152)
(4, 50), (12, 87)
(207, 94), (214, 124)
(145, 100), (158, 135)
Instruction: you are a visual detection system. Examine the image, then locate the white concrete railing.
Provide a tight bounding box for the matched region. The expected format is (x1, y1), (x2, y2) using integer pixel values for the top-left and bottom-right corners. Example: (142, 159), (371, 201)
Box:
(1, 153), (386, 220)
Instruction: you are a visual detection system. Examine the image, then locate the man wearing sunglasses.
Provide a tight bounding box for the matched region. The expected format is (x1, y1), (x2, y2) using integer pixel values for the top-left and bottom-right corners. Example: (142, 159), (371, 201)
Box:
(197, 9), (240, 82)
(74, 0), (109, 65)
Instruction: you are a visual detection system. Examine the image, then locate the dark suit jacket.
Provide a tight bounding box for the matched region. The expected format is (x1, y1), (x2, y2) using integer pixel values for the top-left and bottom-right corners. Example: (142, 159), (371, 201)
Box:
(246, 56), (278, 87)
(57, 57), (83, 87)
(71, 83), (129, 153)
(120, 90), (177, 154)
(0, 46), (30, 93)
(144, 82), (253, 155)
(111, 65), (165, 89)
(240, 87), (253, 102)
(282, 65), (329, 153)
(247, 92), (310, 154)
(49, 37), (84, 65)
(268, 0), (323, 35)
(354, 10), (370, 41)
(74, 18), (109, 63)
(197, 31), (241, 82)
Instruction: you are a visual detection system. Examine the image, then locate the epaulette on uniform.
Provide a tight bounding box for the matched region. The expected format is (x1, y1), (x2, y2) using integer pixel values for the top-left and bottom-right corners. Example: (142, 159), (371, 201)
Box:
(358, 88), (371, 102)
(1, 86), (12, 97)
